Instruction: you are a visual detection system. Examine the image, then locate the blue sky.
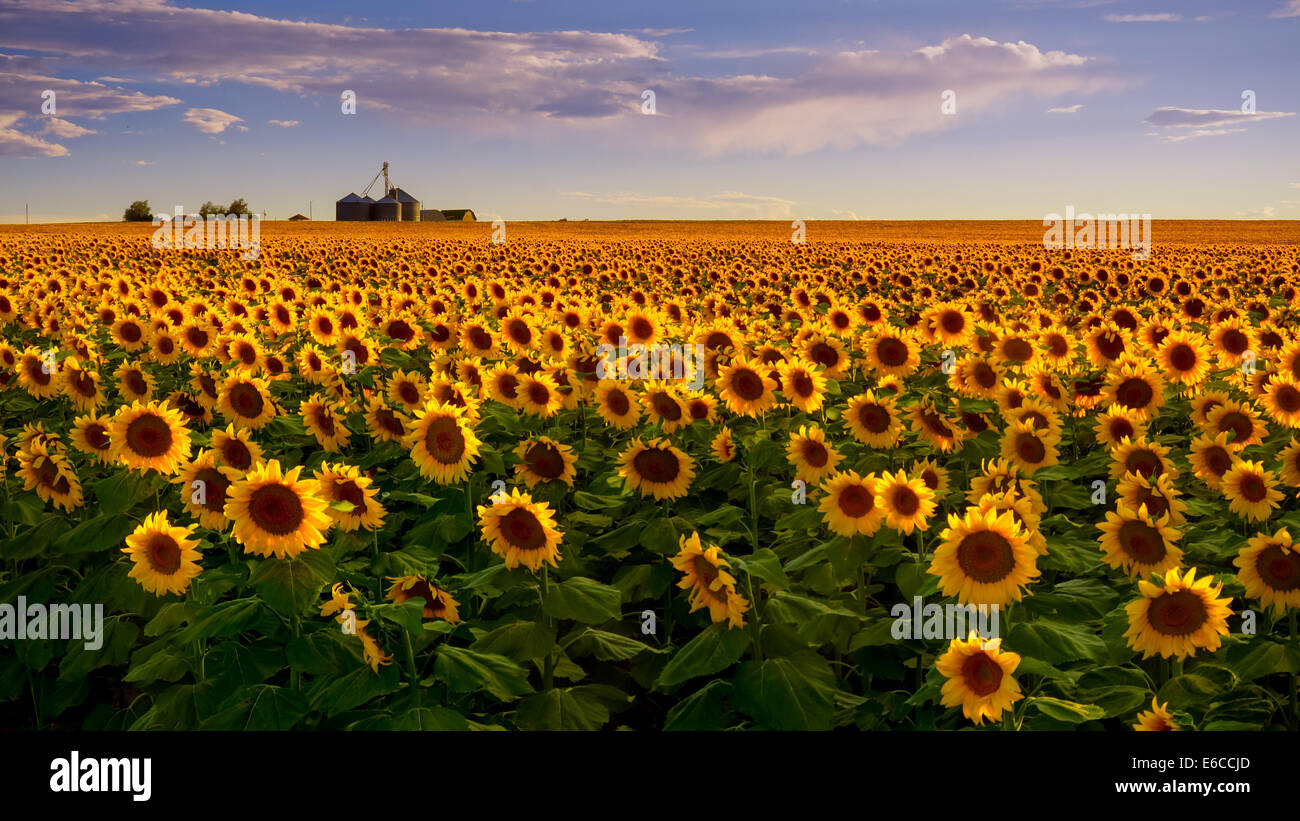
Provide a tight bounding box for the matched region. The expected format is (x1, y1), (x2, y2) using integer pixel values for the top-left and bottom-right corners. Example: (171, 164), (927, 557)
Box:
(1, 0), (1297, 221)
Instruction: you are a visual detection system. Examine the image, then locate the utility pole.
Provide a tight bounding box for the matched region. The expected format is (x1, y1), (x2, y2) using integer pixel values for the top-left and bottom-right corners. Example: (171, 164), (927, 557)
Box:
(309, 201), (313, 220)
(26, 204), (29, 224)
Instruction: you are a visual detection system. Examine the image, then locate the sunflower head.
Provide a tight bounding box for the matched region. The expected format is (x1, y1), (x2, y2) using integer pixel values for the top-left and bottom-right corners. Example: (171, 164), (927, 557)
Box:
(1124, 567), (1233, 660)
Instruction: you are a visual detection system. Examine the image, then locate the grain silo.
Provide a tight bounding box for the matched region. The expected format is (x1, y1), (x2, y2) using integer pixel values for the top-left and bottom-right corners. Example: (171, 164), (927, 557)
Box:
(420, 209), (446, 221)
(392, 187), (420, 222)
(335, 193), (374, 221)
(371, 193), (400, 221)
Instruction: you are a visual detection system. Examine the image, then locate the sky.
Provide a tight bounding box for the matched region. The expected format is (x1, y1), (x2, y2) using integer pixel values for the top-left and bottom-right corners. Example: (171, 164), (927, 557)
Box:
(0, 0), (1297, 222)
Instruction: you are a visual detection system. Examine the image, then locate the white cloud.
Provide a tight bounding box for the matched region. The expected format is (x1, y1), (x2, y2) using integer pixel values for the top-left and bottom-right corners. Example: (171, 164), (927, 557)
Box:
(1104, 13), (1182, 22)
(267, 119), (299, 127)
(182, 107), (243, 134)
(1290, 182), (1300, 188)
(1239, 206), (1276, 218)
(41, 116), (95, 138)
(0, 109), (68, 156)
(1155, 127), (1246, 143)
(134, 159), (155, 165)
(1145, 107), (1295, 128)
(0, 3), (1118, 156)
(1048, 104), (1083, 113)
(1269, 1), (1300, 18)
(626, 28), (694, 37)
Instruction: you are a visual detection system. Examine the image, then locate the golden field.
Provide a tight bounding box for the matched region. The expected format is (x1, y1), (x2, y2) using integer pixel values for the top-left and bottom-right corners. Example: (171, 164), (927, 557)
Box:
(1, 219), (1299, 731)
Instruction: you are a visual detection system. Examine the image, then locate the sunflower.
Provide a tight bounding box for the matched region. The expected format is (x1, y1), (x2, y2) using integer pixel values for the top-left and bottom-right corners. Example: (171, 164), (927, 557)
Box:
(1221, 460), (1283, 522)
(864, 330), (920, 378)
(517, 372), (564, 418)
(1105, 360), (1165, 420)
(477, 487), (563, 572)
(1156, 329), (1213, 388)
(1186, 431), (1240, 491)
(315, 462), (386, 532)
(975, 491), (1046, 555)
(114, 361), (156, 403)
(1116, 470), (1187, 525)
(1260, 373), (1300, 428)
(670, 532), (750, 629)
(909, 400), (964, 453)
(1133, 697), (1179, 731)
(386, 574), (460, 623)
(59, 358), (104, 412)
(108, 400), (192, 475)
(711, 426), (736, 463)
(1109, 436), (1177, 482)
(818, 470), (883, 537)
(1124, 567), (1232, 660)
(300, 393), (351, 452)
(122, 511), (203, 597)
(17, 347), (60, 400)
(953, 355), (1002, 400)
(929, 508), (1039, 606)
(777, 360), (828, 413)
(935, 633), (1023, 726)
(643, 381), (689, 433)
(786, 425), (842, 486)
(386, 370), (427, 412)
(176, 449), (241, 529)
(513, 436), (578, 488)
(875, 469), (937, 535)
(1093, 407), (1147, 448)
(218, 374), (277, 430)
(845, 391), (904, 448)
(225, 459), (332, 559)
(910, 458), (951, 500)
(617, 437), (695, 500)
(594, 379), (642, 430)
(1098, 501), (1184, 579)
(800, 333), (850, 379)
(716, 356), (778, 418)
(1204, 400), (1267, 447)
(17, 443), (83, 512)
(364, 395), (410, 444)
(482, 363), (524, 409)
(68, 413), (113, 464)
(405, 401), (481, 485)
(1000, 419), (1059, 477)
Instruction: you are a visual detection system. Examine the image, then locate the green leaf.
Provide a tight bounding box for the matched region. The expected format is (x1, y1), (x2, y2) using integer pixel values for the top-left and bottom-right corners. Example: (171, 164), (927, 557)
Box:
(747, 438), (784, 470)
(471, 620), (556, 663)
(90, 472), (156, 516)
(638, 517), (679, 555)
(1007, 619), (1107, 664)
(433, 646), (534, 702)
(1074, 685), (1150, 718)
(308, 664), (402, 716)
(123, 648), (191, 685)
(391, 706), (471, 731)
(571, 491), (628, 510)
(202, 685), (309, 730)
(374, 599), (426, 636)
(385, 491), (440, 508)
(175, 598), (266, 643)
(664, 681), (731, 730)
(1157, 674), (1222, 709)
(516, 686), (612, 730)
(541, 576), (623, 624)
(656, 622), (750, 689)
(52, 513), (136, 554)
(1226, 641), (1289, 681)
(729, 548), (789, 589)
(1026, 697), (1105, 724)
(287, 628), (361, 675)
(0, 516), (68, 560)
(59, 618), (139, 678)
(731, 652), (837, 730)
(248, 549), (335, 617)
(565, 628), (662, 661)
(206, 640), (285, 690)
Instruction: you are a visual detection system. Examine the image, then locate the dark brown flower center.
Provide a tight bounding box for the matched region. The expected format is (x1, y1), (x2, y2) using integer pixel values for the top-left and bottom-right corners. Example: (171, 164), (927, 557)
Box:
(956, 530), (1015, 583)
(248, 483), (305, 535)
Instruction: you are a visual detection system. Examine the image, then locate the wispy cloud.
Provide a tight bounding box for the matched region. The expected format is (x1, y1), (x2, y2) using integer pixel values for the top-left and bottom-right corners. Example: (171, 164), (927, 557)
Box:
(41, 117), (95, 138)
(1047, 104), (1083, 113)
(1104, 13), (1181, 22)
(1145, 106), (1295, 128)
(267, 119), (299, 128)
(1269, 1), (1300, 18)
(626, 28), (694, 37)
(182, 107), (244, 134)
(134, 159), (155, 165)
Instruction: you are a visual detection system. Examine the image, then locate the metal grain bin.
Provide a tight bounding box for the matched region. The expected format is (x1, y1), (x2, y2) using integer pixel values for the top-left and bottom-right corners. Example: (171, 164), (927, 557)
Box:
(335, 193), (374, 221)
(392, 187), (420, 222)
(420, 209), (445, 221)
(371, 194), (400, 221)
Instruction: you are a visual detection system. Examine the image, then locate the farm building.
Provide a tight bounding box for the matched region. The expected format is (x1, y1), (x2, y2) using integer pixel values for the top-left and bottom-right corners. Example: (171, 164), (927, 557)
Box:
(288, 213), (309, 221)
(335, 162), (473, 221)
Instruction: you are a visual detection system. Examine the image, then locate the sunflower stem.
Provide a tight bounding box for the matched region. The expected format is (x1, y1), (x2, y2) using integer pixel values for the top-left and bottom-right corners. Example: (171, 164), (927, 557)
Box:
(541, 566), (555, 690)
(403, 629), (421, 709)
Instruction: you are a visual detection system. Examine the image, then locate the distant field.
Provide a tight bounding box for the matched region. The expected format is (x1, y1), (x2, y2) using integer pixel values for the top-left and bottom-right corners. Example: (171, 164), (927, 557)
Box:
(5, 219), (1300, 244)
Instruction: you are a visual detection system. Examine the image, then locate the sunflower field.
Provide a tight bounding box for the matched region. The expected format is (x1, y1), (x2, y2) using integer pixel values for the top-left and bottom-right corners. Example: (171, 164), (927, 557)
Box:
(2, 222), (1299, 732)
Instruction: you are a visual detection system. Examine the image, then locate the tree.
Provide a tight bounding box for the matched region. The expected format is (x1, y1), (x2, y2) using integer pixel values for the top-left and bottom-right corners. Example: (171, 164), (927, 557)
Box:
(226, 198), (253, 217)
(123, 200), (153, 222)
(198, 201), (222, 218)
